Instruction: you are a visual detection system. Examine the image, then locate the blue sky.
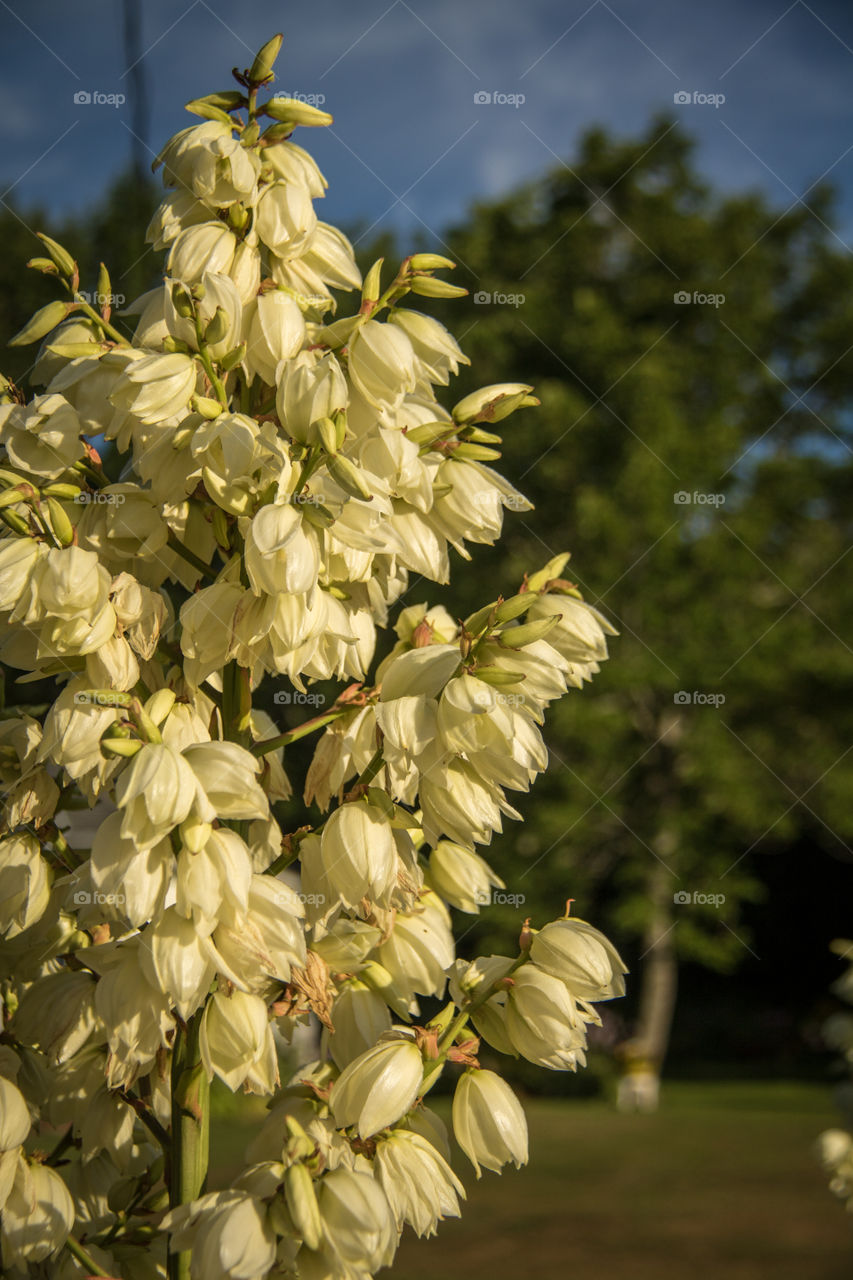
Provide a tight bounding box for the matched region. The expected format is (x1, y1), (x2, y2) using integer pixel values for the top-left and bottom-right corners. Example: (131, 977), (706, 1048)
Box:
(2, 0), (853, 253)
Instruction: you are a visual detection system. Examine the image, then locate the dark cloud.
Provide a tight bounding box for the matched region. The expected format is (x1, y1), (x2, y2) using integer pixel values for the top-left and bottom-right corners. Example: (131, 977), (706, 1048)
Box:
(1, 0), (852, 241)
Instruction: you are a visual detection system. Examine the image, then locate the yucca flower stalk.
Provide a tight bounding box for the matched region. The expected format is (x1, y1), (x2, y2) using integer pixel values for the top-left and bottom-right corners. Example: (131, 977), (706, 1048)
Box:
(0, 33), (625, 1280)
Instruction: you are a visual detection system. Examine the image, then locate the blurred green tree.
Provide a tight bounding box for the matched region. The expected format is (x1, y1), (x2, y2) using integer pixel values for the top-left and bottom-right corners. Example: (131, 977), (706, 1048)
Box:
(412, 118), (853, 1087)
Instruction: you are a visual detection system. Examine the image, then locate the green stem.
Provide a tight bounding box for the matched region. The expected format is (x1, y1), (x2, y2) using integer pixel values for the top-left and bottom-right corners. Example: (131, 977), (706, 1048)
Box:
(354, 747), (384, 789)
(74, 297), (128, 346)
(46, 1124), (78, 1166)
(115, 1087), (172, 1152)
(436, 954), (529, 1058)
(251, 704), (352, 757)
(263, 845), (301, 878)
(168, 1014), (209, 1280)
(222, 659), (251, 747)
(196, 344), (230, 409)
(166, 531), (215, 580)
(65, 1234), (114, 1276)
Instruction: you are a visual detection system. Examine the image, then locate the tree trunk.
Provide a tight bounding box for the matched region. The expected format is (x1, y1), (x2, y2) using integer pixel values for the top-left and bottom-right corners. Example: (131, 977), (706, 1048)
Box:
(621, 861), (678, 1111)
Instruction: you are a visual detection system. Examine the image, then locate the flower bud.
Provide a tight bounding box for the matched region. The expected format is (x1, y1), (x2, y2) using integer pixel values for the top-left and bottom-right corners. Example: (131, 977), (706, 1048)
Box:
(427, 841), (504, 913)
(375, 1128), (464, 1236)
(249, 33), (283, 83)
(8, 300), (69, 347)
(452, 382), (536, 424)
(408, 275), (468, 298)
(452, 1069), (528, 1178)
(0, 539), (42, 611)
(348, 319), (416, 408)
(0, 834), (50, 938)
(37, 232), (75, 277)
(163, 1189), (277, 1280)
(317, 1167), (396, 1272)
(199, 989), (278, 1094)
(529, 917), (627, 1001)
(114, 742), (198, 849)
(326, 981), (392, 1070)
(318, 801), (396, 909)
(505, 964), (589, 1070)
(285, 1162), (322, 1250)
(168, 223), (237, 284)
(109, 352), (197, 424)
(0, 1078), (29, 1152)
(276, 351), (347, 444)
(244, 289), (306, 385)
(407, 253), (456, 271)
(266, 96), (333, 127)
(330, 1035), (424, 1137)
(1, 1160), (75, 1265)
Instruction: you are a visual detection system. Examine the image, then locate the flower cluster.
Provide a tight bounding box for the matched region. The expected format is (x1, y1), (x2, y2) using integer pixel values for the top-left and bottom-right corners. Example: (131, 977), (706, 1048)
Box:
(0, 34), (623, 1279)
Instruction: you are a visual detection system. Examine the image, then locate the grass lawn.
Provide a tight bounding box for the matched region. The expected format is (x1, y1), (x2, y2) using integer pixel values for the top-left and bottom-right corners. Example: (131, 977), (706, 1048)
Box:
(211, 1080), (853, 1280)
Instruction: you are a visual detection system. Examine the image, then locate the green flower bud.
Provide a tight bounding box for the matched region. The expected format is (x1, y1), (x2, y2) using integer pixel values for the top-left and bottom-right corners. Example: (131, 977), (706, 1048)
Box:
(42, 483), (82, 500)
(453, 442), (502, 461)
(474, 666), (525, 686)
(96, 262), (111, 310)
(101, 737), (143, 759)
(406, 420), (454, 445)
(204, 306), (230, 346)
(314, 415), (339, 455)
(408, 276), (468, 299)
(249, 33), (283, 84)
(265, 97), (333, 127)
(171, 284), (195, 318)
(494, 593), (535, 623)
(191, 395), (224, 420)
(184, 99), (237, 126)
(219, 341), (246, 371)
(144, 687), (176, 727)
(284, 1163), (322, 1250)
(362, 258), (384, 304)
(408, 253), (457, 271)
(9, 300), (69, 347)
(452, 382), (537, 424)
(26, 256), (58, 274)
(37, 232), (75, 277)
(45, 497), (74, 547)
(327, 453), (373, 501)
(525, 552), (572, 592)
(497, 613), (561, 649)
(187, 90), (246, 113)
(0, 509), (30, 536)
(227, 203), (250, 231)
